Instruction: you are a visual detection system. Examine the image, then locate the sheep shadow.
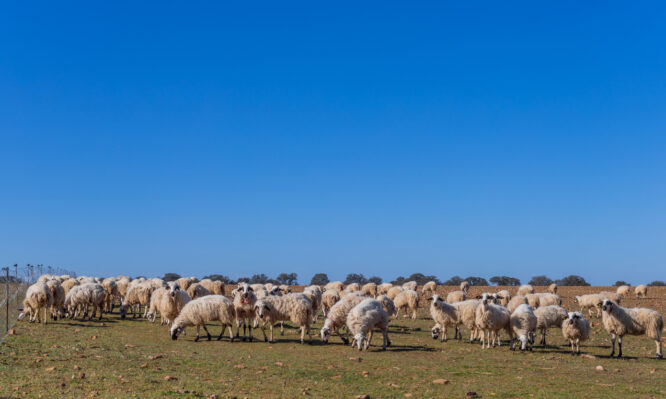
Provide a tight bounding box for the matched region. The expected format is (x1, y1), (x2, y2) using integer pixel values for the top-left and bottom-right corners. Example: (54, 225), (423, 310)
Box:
(387, 344), (436, 353)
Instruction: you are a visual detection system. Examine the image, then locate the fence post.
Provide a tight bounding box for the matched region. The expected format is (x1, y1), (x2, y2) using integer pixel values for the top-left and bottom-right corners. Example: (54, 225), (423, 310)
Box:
(3, 267), (8, 333)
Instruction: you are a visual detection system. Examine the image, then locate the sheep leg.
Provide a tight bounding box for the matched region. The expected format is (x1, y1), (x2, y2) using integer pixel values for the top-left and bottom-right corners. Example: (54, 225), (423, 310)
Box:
(412, 309), (417, 320)
(339, 329), (350, 345)
(300, 326), (304, 344)
(382, 328), (388, 350)
(609, 333), (616, 357)
(655, 339), (662, 359)
(280, 321), (284, 336)
(228, 325), (234, 342)
(307, 324), (312, 344)
(248, 321), (253, 342)
(235, 320), (241, 339)
(195, 326), (201, 342)
(368, 330), (374, 347)
(202, 325), (212, 341)
(270, 324), (274, 343)
(43, 307), (47, 325)
(617, 336), (623, 358)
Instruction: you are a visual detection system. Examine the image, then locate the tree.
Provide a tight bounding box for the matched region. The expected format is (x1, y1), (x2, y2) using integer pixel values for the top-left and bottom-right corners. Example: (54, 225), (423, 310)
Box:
(249, 274), (269, 284)
(237, 277), (250, 283)
(368, 276), (383, 285)
(162, 273), (181, 282)
(310, 273), (329, 285)
(556, 275), (590, 286)
(442, 276), (464, 286)
(529, 275), (554, 286)
(614, 281), (630, 287)
(648, 280), (665, 286)
(203, 274), (234, 284)
(489, 276), (521, 286)
(465, 276), (488, 286)
(391, 276), (406, 285)
(344, 273), (368, 285)
(276, 273), (298, 285)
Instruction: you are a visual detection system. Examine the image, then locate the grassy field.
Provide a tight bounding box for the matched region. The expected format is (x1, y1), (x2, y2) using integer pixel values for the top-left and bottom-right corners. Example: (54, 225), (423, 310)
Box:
(1, 286), (665, 398)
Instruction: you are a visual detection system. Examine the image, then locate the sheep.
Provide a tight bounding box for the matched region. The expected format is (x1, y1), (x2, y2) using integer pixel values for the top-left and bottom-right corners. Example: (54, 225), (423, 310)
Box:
(361, 282), (378, 298)
(561, 312), (590, 355)
(393, 289), (419, 319)
(475, 296), (511, 349)
(346, 298), (390, 351)
(250, 283), (265, 292)
(421, 281), (437, 298)
(547, 283), (558, 294)
(616, 285), (631, 297)
(175, 277), (196, 292)
(116, 278), (130, 301)
(18, 283), (53, 324)
(200, 279), (225, 295)
(497, 290), (511, 307)
(152, 282), (190, 325)
(45, 280), (65, 320)
(460, 281), (470, 294)
(573, 294), (603, 318)
(232, 283), (257, 341)
(376, 295), (396, 317)
(65, 283), (106, 320)
(61, 278), (79, 295)
(170, 295), (236, 342)
(101, 278), (118, 313)
(324, 281), (344, 292)
(453, 300), (481, 342)
(320, 294), (366, 344)
(598, 291), (622, 304)
(120, 283), (153, 319)
(401, 281), (417, 291)
(635, 284), (648, 298)
(149, 278), (166, 290)
(428, 295), (459, 342)
(517, 284), (535, 296)
(377, 283), (393, 295)
(601, 299), (663, 359)
(510, 304), (537, 351)
(187, 283), (211, 299)
(148, 287), (167, 322)
(446, 290), (466, 304)
(386, 286), (404, 300)
(321, 289), (341, 316)
(535, 293), (561, 307)
(254, 293), (313, 344)
(303, 285), (323, 321)
(278, 284), (292, 294)
(263, 283), (275, 293)
(344, 283), (360, 293)
(534, 305), (567, 346)
(507, 295), (528, 313)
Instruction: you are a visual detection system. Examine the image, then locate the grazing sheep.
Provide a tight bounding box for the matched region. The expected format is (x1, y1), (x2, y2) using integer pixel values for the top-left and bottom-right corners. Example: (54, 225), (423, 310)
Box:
(497, 290), (511, 307)
(548, 283), (558, 294)
(65, 283), (106, 320)
(320, 294), (366, 344)
(345, 283), (361, 293)
(428, 295), (459, 342)
(460, 281), (470, 294)
(116, 278), (130, 301)
(598, 291), (622, 304)
(517, 284), (535, 296)
(18, 283), (53, 324)
(233, 283), (257, 341)
(535, 293), (561, 307)
(170, 295), (236, 342)
(187, 283), (211, 299)
(510, 304), (537, 351)
(376, 295), (396, 317)
(120, 284), (153, 319)
(402, 281), (417, 291)
(61, 278), (79, 295)
(324, 281), (344, 292)
(393, 290), (419, 319)
(346, 298), (390, 351)
(616, 285), (631, 297)
(175, 277), (196, 292)
(446, 290), (466, 304)
(377, 283), (393, 295)
(361, 282), (378, 298)
(148, 287), (167, 322)
(573, 294), (603, 318)
(534, 305), (567, 346)
(303, 285), (323, 321)
(562, 312), (590, 355)
(421, 281), (437, 298)
(321, 289), (341, 316)
(475, 297), (511, 349)
(45, 280), (65, 320)
(635, 284), (648, 298)
(101, 278), (118, 313)
(200, 279), (225, 295)
(507, 295), (528, 313)
(386, 286), (404, 300)
(254, 293), (313, 344)
(601, 299), (663, 359)
(452, 300), (481, 342)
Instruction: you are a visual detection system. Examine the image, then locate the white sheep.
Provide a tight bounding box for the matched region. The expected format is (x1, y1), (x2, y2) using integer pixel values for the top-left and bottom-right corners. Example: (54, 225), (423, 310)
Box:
(233, 283), (257, 341)
(421, 281), (437, 297)
(149, 278), (166, 290)
(534, 305), (567, 346)
(320, 294), (366, 344)
(452, 299), (481, 342)
(598, 291), (622, 304)
(263, 283), (275, 293)
(61, 278), (79, 295)
(250, 283), (265, 292)
(524, 294), (540, 309)
(517, 284), (535, 296)
(386, 286), (404, 300)
(507, 295), (528, 313)
(460, 281), (470, 294)
(497, 290), (511, 307)
(361, 282), (378, 298)
(475, 296), (511, 349)
(535, 293), (561, 307)
(344, 283), (361, 293)
(65, 283), (106, 320)
(45, 280), (65, 320)
(616, 285), (630, 297)
(254, 293), (313, 344)
(200, 279), (225, 295)
(401, 281), (417, 291)
(18, 283), (53, 324)
(561, 312), (590, 355)
(573, 294), (603, 318)
(393, 289), (419, 319)
(346, 298), (390, 351)
(547, 283), (558, 294)
(601, 299), (663, 359)
(324, 281), (344, 292)
(278, 284), (292, 295)
(120, 283), (153, 319)
(376, 295), (396, 317)
(170, 295), (236, 342)
(428, 295), (459, 342)
(446, 290), (466, 304)
(510, 304), (537, 351)
(377, 283), (393, 295)
(321, 289), (341, 316)
(187, 283), (211, 299)
(175, 277), (196, 292)
(303, 285), (323, 321)
(101, 278), (118, 313)
(634, 284), (648, 298)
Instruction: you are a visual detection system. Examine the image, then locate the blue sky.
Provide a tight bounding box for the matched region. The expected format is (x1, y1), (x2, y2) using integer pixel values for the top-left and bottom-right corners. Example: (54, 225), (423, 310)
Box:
(1, 2), (665, 285)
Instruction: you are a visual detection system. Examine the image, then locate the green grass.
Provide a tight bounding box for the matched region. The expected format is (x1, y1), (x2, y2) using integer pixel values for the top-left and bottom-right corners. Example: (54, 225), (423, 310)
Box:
(1, 288), (665, 398)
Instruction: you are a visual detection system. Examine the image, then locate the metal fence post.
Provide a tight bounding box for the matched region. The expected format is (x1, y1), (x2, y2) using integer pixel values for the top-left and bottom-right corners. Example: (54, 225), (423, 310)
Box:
(3, 267), (8, 333)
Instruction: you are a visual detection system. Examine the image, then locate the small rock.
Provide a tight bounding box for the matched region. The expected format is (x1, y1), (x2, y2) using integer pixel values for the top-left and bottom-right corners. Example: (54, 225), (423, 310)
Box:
(581, 354), (596, 359)
(149, 354), (164, 360)
(73, 365), (81, 370)
(355, 395), (369, 399)
(466, 392), (478, 399)
(140, 363), (148, 368)
(78, 372), (86, 379)
(59, 382), (66, 388)
(349, 357), (362, 362)
(164, 376), (178, 381)
(91, 335), (97, 340)
(74, 328), (81, 333)
(275, 362), (284, 367)
(46, 367), (56, 372)
(432, 379), (449, 384)
(233, 364), (246, 369)
(209, 395), (218, 399)
(404, 394), (413, 398)
(8, 329), (15, 335)
(596, 365), (605, 371)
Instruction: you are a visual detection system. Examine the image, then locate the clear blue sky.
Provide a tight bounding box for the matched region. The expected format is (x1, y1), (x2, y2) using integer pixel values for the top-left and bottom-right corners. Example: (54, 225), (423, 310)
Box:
(1, 2), (665, 285)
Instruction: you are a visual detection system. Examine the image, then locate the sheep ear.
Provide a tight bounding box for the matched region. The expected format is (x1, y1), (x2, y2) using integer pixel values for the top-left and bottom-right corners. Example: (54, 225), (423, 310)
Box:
(475, 295), (482, 299)
(264, 304), (271, 311)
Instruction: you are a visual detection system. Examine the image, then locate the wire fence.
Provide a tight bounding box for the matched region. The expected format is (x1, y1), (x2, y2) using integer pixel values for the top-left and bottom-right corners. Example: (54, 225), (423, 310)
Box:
(0, 264), (77, 345)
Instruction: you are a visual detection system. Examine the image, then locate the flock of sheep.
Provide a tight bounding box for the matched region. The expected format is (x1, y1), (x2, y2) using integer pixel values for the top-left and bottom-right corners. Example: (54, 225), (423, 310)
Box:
(17, 275), (663, 359)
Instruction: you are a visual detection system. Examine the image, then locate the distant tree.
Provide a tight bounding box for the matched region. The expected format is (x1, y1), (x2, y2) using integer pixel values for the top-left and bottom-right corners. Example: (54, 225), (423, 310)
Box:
(237, 277), (250, 283)
(489, 276), (521, 286)
(403, 273), (441, 285)
(344, 273), (368, 285)
(391, 276), (406, 285)
(556, 275), (590, 286)
(368, 276), (383, 285)
(465, 276), (489, 286)
(529, 275), (554, 286)
(248, 274), (270, 284)
(614, 281), (630, 287)
(442, 276), (464, 286)
(276, 273), (298, 285)
(162, 273), (181, 282)
(202, 274), (234, 284)
(648, 280), (665, 286)
(310, 273), (329, 285)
